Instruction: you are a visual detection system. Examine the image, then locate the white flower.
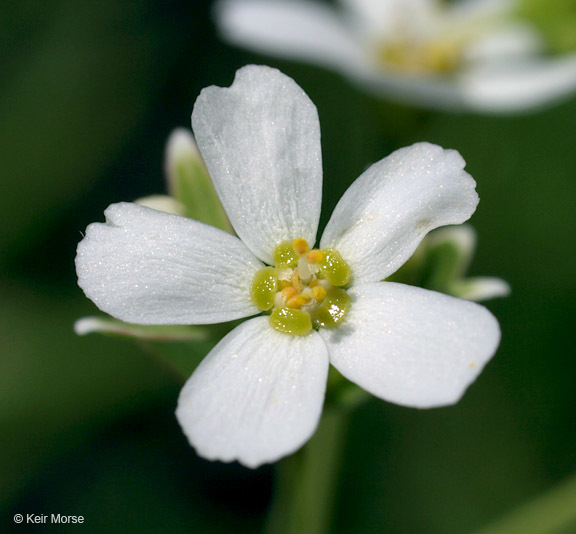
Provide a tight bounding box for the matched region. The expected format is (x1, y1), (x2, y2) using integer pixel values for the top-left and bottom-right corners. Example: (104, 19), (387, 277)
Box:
(76, 65), (500, 468)
(215, 0), (576, 112)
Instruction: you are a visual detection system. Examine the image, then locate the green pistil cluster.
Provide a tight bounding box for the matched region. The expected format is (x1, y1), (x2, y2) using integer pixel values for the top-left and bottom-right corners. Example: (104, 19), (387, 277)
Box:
(250, 238), (352, 336)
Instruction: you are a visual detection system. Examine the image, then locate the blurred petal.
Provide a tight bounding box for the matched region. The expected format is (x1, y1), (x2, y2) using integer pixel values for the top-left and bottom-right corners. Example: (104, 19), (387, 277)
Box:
(192, 65), (323, 263)
(74, 316), (210, 341)
(349, 70), (463, 109)
(464, 23), (543, 64)
(460, 53), (576, 112)
(134, 194), (186, 216)
(321, 282), (500, 408)
(448, 0), (514, 20)
(76, 202), (262, 325)
(216, 0), (363, 69)
(320, 143), (478, 283)
(450, 277), (511, 301)
(176, 317), (329, 468)
(341, 0), (436, 39)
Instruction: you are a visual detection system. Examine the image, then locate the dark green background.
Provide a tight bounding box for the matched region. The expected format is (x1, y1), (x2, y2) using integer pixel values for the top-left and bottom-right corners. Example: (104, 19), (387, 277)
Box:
(1, 1), (575, 532)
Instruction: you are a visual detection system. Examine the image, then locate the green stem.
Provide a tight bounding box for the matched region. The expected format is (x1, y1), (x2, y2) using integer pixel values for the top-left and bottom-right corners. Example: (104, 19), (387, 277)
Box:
(471, 472), (576, 534)
(265, 408), (348, 534)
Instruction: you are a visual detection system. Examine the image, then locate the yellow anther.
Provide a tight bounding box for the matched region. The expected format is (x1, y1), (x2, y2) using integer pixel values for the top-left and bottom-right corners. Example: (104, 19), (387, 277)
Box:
(306, 249), (324, 264)
(281, 286), (298, 300)
(291, 270), (302, 293)
(293, 238), (310, 256)
(286, 294), (311, 309)
(311, 285), (327, 302)
(279, 279), (292, 289)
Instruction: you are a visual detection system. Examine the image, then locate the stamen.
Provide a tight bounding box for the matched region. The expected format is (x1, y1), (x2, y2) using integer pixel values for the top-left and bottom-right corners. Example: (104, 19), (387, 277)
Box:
(311, 285), (327, 302)
(251, 239), (352, 335)
(281, 287), (298, 300)
(291, 270), (302, 293)
(306, 249), (324, 264)
(286, 294), (312, 309)
(297, 255), (312, 282)
(293, 238), (310, 256)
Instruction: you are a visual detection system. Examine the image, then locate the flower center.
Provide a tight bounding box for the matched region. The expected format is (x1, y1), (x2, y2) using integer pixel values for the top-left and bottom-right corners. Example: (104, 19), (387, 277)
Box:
(250, 238), (352, 336)
(377, 37), (462, 76)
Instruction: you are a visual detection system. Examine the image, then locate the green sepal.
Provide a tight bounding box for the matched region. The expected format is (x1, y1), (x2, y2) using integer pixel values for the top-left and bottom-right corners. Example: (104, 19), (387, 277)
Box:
(165, 129), (232, 232)
(421, 239), (465, 293)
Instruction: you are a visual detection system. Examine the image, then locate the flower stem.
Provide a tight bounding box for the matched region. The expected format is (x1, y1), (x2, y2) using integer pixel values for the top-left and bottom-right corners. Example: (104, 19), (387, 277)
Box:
(265, 407), (348, 534)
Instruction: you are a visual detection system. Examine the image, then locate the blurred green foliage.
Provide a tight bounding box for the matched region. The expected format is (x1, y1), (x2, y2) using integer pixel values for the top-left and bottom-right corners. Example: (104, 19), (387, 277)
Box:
(1, 0), (576, 533)
(518, 0), (576, 53)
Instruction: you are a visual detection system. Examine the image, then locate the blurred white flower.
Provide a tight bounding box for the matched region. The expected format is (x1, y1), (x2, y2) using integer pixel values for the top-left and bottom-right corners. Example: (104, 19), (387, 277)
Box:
(216, 0), (576, 112)
(76, 65), (500, 468)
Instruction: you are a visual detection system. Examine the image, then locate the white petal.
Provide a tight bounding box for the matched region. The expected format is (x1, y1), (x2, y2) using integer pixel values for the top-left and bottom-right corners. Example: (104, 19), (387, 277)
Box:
(321, 282), (500, 408)
(192, 65), (323, 264)
(176, 317), (329, 468)
(320, 143), (478, 283)
(215, 0), (363, 70)
(460, 54), (576, 113)
(76, 202), (262, 325)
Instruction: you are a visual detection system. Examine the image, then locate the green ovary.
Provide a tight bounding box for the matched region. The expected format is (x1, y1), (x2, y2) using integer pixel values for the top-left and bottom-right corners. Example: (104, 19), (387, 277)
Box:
(269, 308), (312, 336)
(250, 267), (278, 311)
(315, 288), (351, 329)
(250, 238), (353, 336)
(320, 248), (351, 287)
